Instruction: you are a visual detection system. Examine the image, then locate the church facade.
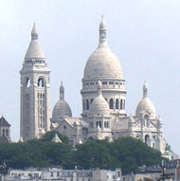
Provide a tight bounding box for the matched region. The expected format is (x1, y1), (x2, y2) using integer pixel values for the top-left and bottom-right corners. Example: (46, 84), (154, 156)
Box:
(20, 19), (166, 153)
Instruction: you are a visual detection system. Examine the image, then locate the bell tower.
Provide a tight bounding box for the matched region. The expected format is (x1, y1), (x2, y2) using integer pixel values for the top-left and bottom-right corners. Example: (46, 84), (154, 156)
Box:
(20, 23), (51, 141)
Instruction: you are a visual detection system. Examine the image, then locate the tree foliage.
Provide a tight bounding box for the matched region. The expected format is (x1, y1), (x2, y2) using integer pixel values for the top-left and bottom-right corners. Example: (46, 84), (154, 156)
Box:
(0, 133), (161, 174)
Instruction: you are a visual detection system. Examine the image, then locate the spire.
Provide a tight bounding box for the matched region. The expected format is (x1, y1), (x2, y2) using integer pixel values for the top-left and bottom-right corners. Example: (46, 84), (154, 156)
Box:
(31, 23), (38, 40)
(143, 81), (148, 98)
(24, 23), (45, 60)
(99, 16), (107, 46)
(97, 80), (102, 96)
(60, 81), (64, 100)
(51, 133), (62, 143)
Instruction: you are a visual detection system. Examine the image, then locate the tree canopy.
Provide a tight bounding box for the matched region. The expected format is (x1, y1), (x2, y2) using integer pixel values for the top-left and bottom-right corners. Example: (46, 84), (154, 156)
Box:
(0, 132), (162, 174)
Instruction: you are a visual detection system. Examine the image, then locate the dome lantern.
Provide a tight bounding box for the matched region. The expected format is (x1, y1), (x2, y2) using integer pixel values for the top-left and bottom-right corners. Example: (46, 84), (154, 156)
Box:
(31, 23), (38, 40)
(99, 16), (107, 46)
(143, 82), (148, 98)
(60, 82), (64, 100)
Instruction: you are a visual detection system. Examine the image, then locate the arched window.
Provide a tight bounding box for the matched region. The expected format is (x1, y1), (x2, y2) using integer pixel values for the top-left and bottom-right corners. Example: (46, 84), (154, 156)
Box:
(123, 100), (125, 109)
(145, 135), (150, 145)
(86, 99), (89, 110)
(104, 121), (107, 128)
(104, 121), (109, 128)
(107, 121), (109, 128)
(25, 78), (31, 87)
(99, 121), (102, 128)
(6, 129), (8, 137)
(38, 78), (45, 87)
(96, 121), (98, 128)
(2, 129), (5, 136)
(120, 99), (123, 109)
(109, 99), (114, 109)
(83, 100), (86, 110)
(116, 99), (119, 109)
(96, 121), (102, 128)
(90, 99), (94, 104)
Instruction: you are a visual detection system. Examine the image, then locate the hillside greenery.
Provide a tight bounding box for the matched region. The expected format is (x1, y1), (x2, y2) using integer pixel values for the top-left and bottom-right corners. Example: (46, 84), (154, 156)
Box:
(0, 131), (162, 174)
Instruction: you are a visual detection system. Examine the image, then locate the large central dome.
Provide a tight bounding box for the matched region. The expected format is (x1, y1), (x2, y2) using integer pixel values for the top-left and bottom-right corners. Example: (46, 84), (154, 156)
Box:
(83, 19), (124, 81)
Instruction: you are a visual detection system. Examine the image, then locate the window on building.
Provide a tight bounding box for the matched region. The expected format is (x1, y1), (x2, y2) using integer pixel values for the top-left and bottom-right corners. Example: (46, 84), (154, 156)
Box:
(145, 135), (150, 145)
(104, 121), (107, 128)
(107, 121), (109, 128)
(37, 78), (45, 87)
(90, 99), (94, 104)
(6, 129), (8, 137)
(116, 99), (119, 109)
(83, 100), (86, 110)
(120, 99), (123, 109)
(123, 100), (125, 109)
(96, 121), (102, 128)
(86, 99), (89, 110)
(109, 99), (114, 109)
(25, 77), (31, 87)
(2, 129), (5, 136)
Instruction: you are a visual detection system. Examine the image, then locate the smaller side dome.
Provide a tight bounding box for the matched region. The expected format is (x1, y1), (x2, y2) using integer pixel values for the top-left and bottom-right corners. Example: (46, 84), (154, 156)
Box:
(52, 82), (72, 124)
(136, 82), (156, 119)
(89, 81), (110, 115)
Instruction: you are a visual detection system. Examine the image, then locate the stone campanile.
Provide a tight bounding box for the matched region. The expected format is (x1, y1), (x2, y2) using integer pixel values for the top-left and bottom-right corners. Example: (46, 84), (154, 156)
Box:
(20, 23), (51, 141)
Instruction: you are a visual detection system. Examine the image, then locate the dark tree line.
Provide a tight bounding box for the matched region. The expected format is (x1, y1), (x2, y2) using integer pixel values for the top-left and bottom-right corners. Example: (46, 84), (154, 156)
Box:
(0, 131), (162, 174)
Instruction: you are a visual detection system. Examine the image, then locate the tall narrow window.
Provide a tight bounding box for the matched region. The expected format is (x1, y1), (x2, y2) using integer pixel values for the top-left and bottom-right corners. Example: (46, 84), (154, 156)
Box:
(86, 99), (89, 110)
(120, 99), (123, 109)
(6, 129), (8, 137)
(90, 99), (94, 104)
(83, 100), (86, 110)
(145, 135), (150, 145)
(116, 99), (119, 109)
(38, 78), (45, 87)
(25, 77), (31, 87)
(109, 99), (114, 109)
(123, 100), (125, 109)
(2, 129), (5, 136)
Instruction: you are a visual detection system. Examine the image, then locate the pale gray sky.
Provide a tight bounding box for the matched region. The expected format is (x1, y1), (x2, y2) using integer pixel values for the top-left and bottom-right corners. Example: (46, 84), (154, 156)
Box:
(0, 0), (180, 155)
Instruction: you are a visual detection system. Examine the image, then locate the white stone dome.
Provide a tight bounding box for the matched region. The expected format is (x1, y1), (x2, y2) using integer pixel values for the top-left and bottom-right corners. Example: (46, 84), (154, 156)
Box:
(136, 83), (156, 119)
(52, 83), (72, 123)
(90, 95), (110, 115)
(84, 45), (124, 80)
(83, 19), (124, 81)
(52, 100), (72, 121)
(89, 81), (110, 115)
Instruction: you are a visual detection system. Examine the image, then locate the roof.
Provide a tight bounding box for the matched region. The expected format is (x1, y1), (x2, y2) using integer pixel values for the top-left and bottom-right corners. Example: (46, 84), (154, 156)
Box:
(63, 117), (88, 128)
(136, 83), (156, 119)
(24, 23), (45, 60)
(52, 83), (72, 123)
(51, 133), (62, 143)
(52, 100), (72, 123)
(89, 80), (110, 116)
(83, 19), (124, 81)
(0, 116), (11, 127)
